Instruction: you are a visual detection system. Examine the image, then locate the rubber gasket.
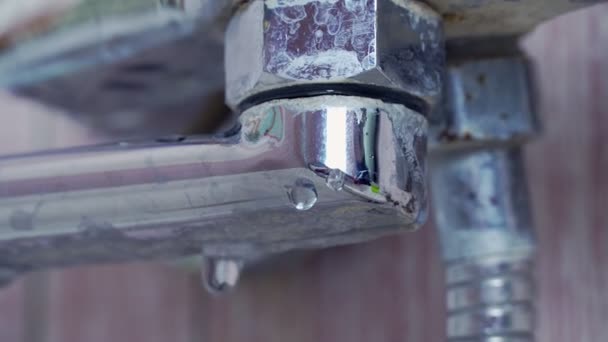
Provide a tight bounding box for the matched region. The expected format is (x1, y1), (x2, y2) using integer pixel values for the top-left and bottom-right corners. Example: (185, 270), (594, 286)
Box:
(237, 83), (430, 116)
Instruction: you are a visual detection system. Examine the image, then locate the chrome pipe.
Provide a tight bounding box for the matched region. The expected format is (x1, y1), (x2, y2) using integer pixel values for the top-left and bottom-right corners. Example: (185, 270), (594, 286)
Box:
(0, 95), (428, 283)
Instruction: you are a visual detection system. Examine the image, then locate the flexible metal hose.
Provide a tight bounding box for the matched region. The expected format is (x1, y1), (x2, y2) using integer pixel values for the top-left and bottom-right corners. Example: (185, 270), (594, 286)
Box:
(431, 149), (536, 342)
(445, 254), (535, 341)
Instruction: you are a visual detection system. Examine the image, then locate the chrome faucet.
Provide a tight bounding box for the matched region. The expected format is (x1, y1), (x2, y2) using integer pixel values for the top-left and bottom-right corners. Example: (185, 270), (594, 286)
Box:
(0, 0), (604, 340)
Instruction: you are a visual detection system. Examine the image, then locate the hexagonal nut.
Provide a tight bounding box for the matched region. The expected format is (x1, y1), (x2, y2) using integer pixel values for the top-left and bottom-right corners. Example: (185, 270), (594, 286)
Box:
(225, 0), (444, 111)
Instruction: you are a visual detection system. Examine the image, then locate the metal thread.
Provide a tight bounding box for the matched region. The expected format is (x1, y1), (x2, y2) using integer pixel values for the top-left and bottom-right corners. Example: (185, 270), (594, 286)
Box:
(445, 255), (535, 342)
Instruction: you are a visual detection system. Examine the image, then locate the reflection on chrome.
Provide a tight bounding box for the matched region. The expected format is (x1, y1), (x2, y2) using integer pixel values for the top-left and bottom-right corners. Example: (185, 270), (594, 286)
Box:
(0, 95), (428, 273)
(324, 106), (348, 172)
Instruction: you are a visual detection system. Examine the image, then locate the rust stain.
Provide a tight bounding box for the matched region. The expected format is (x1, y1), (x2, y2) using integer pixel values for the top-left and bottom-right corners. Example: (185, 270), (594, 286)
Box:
(437, 130), (474, 142)
(442, 12), (466, 23)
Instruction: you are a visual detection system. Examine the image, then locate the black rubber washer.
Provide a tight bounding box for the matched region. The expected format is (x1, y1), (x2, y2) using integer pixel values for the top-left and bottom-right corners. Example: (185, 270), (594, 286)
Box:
(237, 83), (430, 116)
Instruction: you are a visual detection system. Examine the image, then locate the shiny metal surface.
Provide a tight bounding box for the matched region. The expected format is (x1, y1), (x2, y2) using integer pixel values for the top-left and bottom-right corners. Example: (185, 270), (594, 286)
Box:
(224, 0), (444, 110)
(0, 95), (427, 280)
(252, 96), (428, 215)
(447, 273), (534, 311)
(445, 256), (535, 342)
(429, 57), (539, 151)
(202, 258), (243, 294)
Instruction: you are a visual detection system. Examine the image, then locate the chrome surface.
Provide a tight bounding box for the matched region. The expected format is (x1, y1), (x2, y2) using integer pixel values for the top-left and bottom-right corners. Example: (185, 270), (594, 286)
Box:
(252, 96), (429, 215)
(202, 257), (243, 294)
(445, 256), (535, 342)
(447, 273), (534, 311)
(0, 95), (427, 279)
(224, 0), (444, 110)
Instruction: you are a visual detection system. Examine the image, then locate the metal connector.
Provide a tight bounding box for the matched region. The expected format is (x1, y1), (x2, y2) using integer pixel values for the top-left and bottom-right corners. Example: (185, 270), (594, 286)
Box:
(430, 55), (538, 341)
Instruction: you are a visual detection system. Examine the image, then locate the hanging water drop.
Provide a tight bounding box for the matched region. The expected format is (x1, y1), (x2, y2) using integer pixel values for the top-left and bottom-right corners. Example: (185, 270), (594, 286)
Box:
(202, 258), (242, 295)
(287, 178), (318, 211)
(326, 169), (346, 191)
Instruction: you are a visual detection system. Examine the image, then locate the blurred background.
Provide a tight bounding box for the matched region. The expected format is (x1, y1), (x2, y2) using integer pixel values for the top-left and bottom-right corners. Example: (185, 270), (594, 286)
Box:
(0, 4), (606, 342)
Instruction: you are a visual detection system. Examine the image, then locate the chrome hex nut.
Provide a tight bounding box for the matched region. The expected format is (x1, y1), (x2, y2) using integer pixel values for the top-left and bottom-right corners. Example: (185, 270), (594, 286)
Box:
(225, 0), (444, 111)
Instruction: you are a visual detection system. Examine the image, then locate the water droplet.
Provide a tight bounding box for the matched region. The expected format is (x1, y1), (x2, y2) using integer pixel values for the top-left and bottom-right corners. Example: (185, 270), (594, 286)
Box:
(202, 258), (242, 295)
(287, 178), (318, 211)
(326, 169), (345, 191)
